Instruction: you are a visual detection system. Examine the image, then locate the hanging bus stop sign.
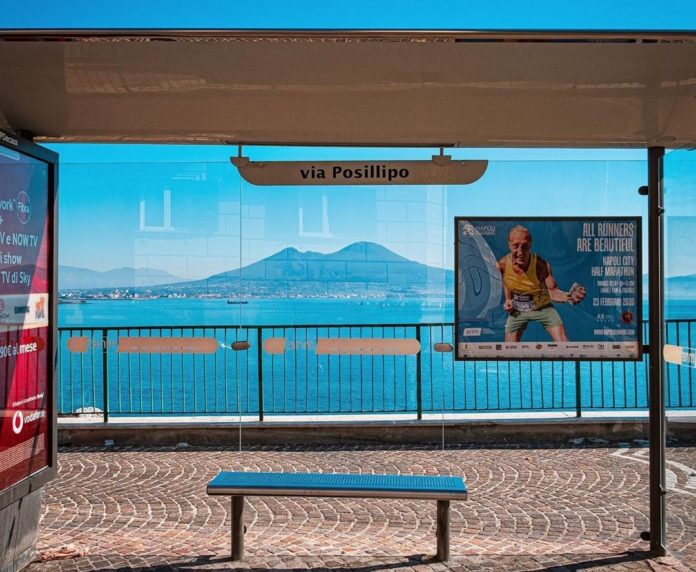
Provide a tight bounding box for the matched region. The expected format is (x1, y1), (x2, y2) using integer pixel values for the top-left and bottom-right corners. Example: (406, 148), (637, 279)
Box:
(231, 155), (487, 186)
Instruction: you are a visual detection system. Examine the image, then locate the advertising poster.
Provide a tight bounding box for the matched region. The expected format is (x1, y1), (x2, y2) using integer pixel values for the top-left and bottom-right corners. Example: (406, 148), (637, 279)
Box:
(0, 143), (51, 493)
(455, 217), (642, 361)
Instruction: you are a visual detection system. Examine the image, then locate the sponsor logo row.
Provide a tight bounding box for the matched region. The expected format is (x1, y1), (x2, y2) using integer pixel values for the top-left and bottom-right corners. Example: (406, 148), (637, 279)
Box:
(458, 341), (640, 359)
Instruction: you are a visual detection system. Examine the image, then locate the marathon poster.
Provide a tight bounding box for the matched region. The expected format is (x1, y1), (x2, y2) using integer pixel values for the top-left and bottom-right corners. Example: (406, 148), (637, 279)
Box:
(0, 143), (51, 493)
(455, 217), (642, 361)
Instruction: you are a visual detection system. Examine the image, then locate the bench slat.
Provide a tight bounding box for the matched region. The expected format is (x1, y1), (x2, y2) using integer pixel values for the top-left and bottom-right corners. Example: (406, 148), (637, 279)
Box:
(207, 471), (467, 500)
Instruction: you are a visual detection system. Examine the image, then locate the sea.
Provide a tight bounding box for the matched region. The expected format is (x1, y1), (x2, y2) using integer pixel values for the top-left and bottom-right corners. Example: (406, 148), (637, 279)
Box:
(56, 298), (696, 417)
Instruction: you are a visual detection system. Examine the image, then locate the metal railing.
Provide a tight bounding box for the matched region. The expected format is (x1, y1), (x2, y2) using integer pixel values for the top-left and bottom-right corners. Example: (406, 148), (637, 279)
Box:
(56, 320), (696, 421)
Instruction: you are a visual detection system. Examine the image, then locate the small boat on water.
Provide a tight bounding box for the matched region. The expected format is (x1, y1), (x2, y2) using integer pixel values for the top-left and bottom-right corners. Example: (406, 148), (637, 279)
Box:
(227, 300), (249, 304)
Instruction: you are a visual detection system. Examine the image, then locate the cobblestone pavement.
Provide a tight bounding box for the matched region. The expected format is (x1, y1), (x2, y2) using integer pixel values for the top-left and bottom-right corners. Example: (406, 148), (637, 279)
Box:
(28, 443), (696, 571)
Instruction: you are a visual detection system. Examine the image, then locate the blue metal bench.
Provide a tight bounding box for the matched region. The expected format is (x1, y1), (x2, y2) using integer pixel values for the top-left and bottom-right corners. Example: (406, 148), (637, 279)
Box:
(207, 471), (467, 561)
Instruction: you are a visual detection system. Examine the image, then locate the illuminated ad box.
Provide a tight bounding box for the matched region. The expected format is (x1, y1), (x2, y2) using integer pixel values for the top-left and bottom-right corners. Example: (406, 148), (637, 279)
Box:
(0, 133), (55, 497)
(455, 217), (642, 361)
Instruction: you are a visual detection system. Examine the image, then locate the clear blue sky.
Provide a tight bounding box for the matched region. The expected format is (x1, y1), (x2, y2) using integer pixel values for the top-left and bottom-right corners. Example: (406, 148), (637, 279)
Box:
(4, 2), (695, 279)
(4, 0), (696, 30)
(53, 151), (652, 279)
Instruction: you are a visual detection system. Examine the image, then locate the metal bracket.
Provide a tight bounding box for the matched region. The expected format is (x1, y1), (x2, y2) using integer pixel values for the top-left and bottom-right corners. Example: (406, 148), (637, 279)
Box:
(15, 129), (35, 142)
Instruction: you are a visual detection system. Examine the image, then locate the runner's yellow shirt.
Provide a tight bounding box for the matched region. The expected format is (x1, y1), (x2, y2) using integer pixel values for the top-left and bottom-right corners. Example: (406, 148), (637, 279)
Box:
(503, 254), (551, 311)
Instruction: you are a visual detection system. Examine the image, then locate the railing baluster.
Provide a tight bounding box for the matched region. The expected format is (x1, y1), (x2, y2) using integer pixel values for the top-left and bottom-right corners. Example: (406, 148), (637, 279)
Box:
(180, 327), (185, 413)
(428, 325), (435, 412)
(370, 326), (375, 413)
(116, 329), (122, 414)
(168, 328), (173, 414)
(257, 327), (263, 421)
(79, 329), (84, 415)
(402, 327), (408, 413)
(621, 360), (627, 410)
(283, 327), (287, 414)
(102, 328), (109, 423)
(558, 361), (563, 410)
(270, 327), (276, 413)
(416, 326), (422, 420)
(202, 327), (208, 414)
(689, 322), (694, 407)
(575, 362), (582, 417)
(68, 331), (74, 414)
(381, 326), (386, 412)
(245, 328), (250, 415)
(676, 321), (682, 407)
(359, 326), (364, 413)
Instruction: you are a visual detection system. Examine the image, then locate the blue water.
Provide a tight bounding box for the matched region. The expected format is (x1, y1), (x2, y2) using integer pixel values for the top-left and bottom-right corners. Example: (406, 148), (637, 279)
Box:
(58, 297), (453, 328)
(58, 297), (696, 329)
(56, 298), (696, 416)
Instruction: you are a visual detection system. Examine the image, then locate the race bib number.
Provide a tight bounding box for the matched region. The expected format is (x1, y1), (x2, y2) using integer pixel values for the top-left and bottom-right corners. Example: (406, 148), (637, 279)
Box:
(512, 294), (535, 312)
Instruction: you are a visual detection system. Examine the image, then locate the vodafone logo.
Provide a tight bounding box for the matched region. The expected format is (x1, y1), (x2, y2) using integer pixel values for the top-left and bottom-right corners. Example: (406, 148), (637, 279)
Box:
(12, 410), (24, 434)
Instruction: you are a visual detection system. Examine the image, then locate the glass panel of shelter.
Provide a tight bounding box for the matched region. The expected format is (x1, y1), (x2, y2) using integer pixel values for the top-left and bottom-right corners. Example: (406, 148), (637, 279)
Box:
(54, 143), (696, 557)
(663, 144), (696, 550)
(236, 147), (450, 420)
(235, 151), (648, 431)
(54, 151), (655, 431)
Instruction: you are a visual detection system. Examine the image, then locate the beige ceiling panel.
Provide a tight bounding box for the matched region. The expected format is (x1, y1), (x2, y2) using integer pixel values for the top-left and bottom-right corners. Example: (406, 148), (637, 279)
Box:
(0, 34), (694, 147)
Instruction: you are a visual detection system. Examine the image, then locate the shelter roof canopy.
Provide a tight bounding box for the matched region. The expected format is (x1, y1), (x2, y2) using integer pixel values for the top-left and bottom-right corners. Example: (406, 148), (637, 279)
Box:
(1, 30), (695, 148)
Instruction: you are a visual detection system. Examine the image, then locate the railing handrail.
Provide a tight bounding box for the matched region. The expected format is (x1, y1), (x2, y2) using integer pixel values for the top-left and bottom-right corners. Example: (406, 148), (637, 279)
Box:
(58, 322), (437, 332)
(57, 318), (670, 333)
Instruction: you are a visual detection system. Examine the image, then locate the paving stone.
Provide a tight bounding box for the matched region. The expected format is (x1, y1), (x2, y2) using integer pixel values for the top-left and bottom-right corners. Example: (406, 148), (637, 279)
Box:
(25, 443), (696, 571)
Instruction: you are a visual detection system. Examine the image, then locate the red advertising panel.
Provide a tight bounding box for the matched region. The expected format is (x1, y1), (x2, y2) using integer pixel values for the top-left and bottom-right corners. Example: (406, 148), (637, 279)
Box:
(0, 138), (52, 493)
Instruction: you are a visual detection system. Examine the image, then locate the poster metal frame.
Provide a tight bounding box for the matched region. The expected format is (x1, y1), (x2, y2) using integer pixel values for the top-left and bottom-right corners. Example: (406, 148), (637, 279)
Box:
(453, 215), (643, 363)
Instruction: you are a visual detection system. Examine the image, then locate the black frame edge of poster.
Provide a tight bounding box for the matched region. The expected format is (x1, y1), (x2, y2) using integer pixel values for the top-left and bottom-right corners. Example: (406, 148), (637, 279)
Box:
(0, 130), (58, 511)
(453, 215), (644, 363)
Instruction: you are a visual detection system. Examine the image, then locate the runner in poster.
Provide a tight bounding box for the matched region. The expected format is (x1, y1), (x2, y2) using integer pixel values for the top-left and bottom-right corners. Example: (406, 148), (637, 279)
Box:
(498, 225), (586, 341)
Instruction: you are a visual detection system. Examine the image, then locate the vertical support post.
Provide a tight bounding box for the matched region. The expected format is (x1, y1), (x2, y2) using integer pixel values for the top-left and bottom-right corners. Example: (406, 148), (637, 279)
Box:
(257, 328), (264, 421)
(575, 361), (582, 418)
(416, 327), (422, 420)
(648, 146), (667, 555)
(436, 499), (450, 561)
(231, 495), (245, 560)
(101, 329), (109, 423)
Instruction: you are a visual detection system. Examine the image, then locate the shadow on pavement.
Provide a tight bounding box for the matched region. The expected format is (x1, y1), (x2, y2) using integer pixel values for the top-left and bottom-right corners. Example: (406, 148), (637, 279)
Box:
(30, 549), (684, 572)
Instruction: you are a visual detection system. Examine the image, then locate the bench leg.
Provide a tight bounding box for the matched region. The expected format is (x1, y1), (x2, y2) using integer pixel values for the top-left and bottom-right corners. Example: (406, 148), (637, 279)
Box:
(231, 495), (245, 560)
(436, 500), (450, 561)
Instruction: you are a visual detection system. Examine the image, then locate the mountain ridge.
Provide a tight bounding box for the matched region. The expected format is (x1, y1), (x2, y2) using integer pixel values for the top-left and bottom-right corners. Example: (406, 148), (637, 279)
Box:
(59, 265), (184, 290)
(59, 242), (452, 298)
(175, 241), (451, 298)
(61, 247), (696, 299)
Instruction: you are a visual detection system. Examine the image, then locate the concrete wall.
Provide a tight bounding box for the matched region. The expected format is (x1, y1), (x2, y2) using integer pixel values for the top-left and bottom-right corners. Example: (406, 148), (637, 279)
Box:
(57, 418), (696, 447)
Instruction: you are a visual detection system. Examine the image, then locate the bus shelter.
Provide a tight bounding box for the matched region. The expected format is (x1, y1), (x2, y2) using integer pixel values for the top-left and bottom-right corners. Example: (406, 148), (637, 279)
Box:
(0, 29), (695, 567)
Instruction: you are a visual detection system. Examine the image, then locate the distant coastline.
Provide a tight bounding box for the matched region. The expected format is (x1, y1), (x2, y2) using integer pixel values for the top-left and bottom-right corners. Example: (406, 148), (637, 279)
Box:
(59, 241), (455, 300)
(59, 241), (696, 303)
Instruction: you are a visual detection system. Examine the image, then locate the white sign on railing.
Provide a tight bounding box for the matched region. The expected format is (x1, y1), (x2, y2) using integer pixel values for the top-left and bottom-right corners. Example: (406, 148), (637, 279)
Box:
(664, 344), (696, 368)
